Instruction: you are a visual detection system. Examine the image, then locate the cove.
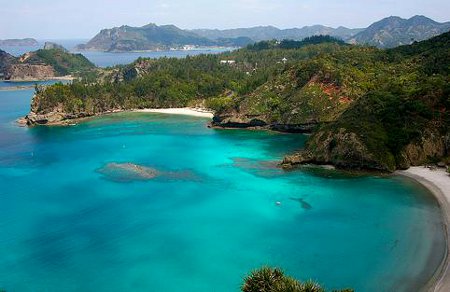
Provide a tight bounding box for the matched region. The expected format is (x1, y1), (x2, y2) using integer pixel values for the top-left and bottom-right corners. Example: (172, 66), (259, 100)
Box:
(0, 89), (446, 291)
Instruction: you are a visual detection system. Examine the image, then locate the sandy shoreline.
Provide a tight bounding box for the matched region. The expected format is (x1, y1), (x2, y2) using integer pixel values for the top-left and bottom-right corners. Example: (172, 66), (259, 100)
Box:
(134, 108), (214, 118)
(397, 167), (450, 292)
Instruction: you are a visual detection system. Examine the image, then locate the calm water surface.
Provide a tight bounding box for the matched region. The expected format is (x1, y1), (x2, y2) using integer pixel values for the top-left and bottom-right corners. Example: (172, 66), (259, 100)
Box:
(0, 40), (235, 67)
(0, 89), (446, 291)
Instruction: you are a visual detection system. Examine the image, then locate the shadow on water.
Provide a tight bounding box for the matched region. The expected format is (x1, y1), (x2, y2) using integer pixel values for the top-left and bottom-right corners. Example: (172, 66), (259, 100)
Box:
(290, 197), (313, 210)
(296, 165), (385, 180)
(212, 128), (308, 158)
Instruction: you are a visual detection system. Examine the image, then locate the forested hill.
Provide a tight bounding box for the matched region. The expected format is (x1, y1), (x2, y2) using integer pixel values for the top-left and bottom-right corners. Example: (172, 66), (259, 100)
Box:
(25, 34), (449, 171)
(0, 45), (95, 80)
(75, 23), (253, 52)
(282, 32), (450, 171)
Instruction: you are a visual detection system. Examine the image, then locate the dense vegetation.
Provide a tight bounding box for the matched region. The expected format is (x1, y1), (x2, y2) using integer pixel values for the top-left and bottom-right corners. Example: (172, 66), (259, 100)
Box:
(242, 267), (352, 292)
(27, 48), (95, 76)
(246, 35), (345, 51)
(29, 32), (450, 171)
(33, 40), (346, 114)
(297, 32), (449, 171)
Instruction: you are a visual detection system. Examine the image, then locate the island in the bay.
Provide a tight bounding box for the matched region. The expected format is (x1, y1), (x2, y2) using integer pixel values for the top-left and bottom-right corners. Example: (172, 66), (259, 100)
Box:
(0, 38), (39, 47)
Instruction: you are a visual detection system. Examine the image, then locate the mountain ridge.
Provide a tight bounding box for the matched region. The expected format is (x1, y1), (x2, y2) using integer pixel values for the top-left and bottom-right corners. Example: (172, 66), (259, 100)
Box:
(75, 15), (450, 52)
(349, 15), (450, 48)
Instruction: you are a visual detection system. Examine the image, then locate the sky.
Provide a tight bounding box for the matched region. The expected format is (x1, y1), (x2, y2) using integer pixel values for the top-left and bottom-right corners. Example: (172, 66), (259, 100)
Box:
(1, 0), (450, 39)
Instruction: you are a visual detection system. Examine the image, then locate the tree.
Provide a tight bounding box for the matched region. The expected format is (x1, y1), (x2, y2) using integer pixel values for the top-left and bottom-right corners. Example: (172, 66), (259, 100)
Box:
(242, 267), (352, 292)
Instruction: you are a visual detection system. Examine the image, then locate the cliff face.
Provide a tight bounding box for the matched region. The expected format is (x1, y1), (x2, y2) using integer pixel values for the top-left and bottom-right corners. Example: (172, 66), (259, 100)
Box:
(398, 129), (449, 169)
(282, 127), (449, 172)
(5, 64), (55, 81)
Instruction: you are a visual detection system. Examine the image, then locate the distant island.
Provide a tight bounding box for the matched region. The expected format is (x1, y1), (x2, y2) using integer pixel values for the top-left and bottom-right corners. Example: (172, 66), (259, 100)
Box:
(0, 38), (39, 46)
(23, 32), (450, 173)
(75, 15), (450, 52)
(75, 23), (253, 52)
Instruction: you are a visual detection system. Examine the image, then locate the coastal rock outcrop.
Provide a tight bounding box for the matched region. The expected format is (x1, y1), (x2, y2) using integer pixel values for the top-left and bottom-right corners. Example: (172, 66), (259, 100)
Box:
(211, 113), (317, 133)
(281, 128), (393, 171)
(397, 129), (449, 169)
(282, 126), (449, 173)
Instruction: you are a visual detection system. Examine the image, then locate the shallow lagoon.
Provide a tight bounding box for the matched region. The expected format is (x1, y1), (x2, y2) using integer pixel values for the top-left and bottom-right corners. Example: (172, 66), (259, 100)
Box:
(0, 89), (446, 291)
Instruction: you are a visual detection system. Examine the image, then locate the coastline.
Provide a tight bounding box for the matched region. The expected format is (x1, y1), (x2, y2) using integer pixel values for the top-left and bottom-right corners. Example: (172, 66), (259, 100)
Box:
(2, 75), (74, 82)
(20, 107), (215, 126)
(133, 108), (214, 118)
(397, 167), (450, 292)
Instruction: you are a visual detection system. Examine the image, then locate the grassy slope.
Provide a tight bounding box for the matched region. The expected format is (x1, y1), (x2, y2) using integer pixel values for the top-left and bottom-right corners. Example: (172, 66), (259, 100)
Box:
(26, 49), (95, 76)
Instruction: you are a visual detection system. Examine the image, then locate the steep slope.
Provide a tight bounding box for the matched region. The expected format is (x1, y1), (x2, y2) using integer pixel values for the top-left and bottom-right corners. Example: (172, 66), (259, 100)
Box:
(283, 32), (450, 171)
(24, 48), (95, 75)
(349, 15), (450, 48)
(1, 45), (95, 80)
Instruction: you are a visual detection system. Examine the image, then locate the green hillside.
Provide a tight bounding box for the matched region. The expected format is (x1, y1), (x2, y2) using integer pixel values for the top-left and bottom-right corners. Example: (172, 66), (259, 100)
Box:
(26, 48), (95, 76)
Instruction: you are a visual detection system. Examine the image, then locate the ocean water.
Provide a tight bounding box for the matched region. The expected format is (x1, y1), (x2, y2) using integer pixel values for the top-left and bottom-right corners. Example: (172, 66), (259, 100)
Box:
(0, 40), (235, 67)
(0, 80), (70, 89)
(0, 89), (446, 292)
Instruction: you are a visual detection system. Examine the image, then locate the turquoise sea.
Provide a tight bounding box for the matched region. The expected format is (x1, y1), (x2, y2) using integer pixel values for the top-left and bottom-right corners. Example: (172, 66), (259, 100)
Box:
(0, 86), (446, 291)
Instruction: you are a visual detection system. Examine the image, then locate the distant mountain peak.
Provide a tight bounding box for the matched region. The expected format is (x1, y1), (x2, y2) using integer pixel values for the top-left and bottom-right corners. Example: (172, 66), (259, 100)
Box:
(350, 15), (450, 48)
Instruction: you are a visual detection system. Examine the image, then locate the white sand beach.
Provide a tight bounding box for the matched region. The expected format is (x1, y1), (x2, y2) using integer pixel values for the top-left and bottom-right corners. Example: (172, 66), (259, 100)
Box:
(398, 167), (450, 292)
(135, 108), (214, 118)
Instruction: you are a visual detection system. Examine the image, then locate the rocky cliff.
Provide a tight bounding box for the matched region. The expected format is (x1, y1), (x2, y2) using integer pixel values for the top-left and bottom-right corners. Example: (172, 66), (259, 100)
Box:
(5, 64), (55, 81)
(0, 45), (95, 81)
(282, 127), (449, 172)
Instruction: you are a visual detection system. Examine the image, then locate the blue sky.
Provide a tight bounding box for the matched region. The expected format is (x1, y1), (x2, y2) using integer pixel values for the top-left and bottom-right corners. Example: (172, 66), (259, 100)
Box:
(2, 0), (450, 39)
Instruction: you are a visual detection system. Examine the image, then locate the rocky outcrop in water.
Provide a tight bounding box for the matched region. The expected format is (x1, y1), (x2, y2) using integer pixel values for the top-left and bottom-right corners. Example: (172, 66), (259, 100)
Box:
(96, 162), (199, 183)
(97, 163), (159, 182)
